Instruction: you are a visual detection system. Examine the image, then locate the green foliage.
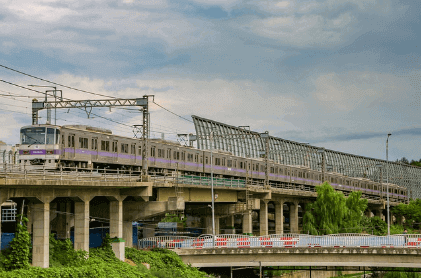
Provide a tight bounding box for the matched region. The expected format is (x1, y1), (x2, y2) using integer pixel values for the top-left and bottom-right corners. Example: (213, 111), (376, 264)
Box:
(161, 213), (186, 226)
(2, 216), (31, 270)
(0, 247), (209, 278)
(361, 216), (387, 235)
(49, 234), (88, 267)
(125, 248), (209, 278)
(303, 182), (367, 235)
(392, 199), (421, 229)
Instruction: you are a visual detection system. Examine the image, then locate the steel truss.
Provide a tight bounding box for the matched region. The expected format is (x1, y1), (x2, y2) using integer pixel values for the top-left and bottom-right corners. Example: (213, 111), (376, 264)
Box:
(192, 115), (421, 199)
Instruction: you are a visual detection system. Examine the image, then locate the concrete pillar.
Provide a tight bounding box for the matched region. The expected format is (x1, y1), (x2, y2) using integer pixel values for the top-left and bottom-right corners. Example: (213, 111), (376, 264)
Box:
(242, 210), (252, 234)
(204, 217), (213, 234)
(110, 200), (124, 261)
(74, 201), (89, 252)
(365, 209), (372, 218)
(275, 201), (284, 234)
(289, 201), (299, 234)
(32, 202), (50, 268)
(215, 216), (220, 235)
(227, 215), (234, 227)
(260, 200), (269, 236)
(123, 221), (133, 248)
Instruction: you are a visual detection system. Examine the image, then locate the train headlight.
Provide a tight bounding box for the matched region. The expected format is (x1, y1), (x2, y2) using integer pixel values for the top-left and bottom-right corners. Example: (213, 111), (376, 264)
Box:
(23, 151), (29, 155)
(47, 150), (54, 155)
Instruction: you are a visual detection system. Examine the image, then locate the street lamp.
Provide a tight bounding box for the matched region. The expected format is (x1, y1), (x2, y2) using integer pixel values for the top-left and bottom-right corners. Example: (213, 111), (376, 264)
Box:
(386, 133), (392, 236)
(210, 129), (216, 247)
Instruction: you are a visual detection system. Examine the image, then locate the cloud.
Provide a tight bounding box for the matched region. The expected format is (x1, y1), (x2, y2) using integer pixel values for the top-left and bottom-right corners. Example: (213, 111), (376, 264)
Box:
(244, 12), (355, 47)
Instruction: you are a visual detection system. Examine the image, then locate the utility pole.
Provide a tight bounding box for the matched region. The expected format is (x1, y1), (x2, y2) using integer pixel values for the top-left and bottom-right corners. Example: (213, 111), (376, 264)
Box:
(386, 133), (392, 236)
(141, 95), (150, 181)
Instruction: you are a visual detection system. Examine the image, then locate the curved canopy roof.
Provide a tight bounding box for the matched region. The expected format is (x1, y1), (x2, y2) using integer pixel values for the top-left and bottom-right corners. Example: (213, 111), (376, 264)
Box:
(192, 115), (421, 198)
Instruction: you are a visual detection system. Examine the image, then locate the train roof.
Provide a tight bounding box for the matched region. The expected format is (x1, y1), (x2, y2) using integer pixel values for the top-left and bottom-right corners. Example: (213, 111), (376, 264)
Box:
(62, 125), (113, 134)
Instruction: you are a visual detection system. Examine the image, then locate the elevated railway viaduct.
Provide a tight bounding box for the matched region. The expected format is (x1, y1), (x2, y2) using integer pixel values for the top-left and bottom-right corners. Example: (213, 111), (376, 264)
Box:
(0, 166), (405, 268)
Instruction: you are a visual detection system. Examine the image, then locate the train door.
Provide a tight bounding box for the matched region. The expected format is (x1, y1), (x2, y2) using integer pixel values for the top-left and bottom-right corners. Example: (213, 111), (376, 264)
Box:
(92, 138), (98, 161)
(167, 149), (172, 168)
(112, 140), (118, 163)
(68, 134), (75, 159)
(131, 144), (136, 164)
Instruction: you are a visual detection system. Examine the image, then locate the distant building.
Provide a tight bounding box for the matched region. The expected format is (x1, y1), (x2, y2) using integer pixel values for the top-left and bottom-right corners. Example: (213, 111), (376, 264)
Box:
(0, 141), (19, 165)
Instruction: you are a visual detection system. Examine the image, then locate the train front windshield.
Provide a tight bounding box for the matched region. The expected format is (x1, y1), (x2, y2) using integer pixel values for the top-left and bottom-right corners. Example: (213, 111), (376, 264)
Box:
(20, 127), (60, 145)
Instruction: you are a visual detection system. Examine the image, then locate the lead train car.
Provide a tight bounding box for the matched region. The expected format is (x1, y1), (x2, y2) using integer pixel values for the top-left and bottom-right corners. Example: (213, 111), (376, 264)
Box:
(19, 124), (408, 202)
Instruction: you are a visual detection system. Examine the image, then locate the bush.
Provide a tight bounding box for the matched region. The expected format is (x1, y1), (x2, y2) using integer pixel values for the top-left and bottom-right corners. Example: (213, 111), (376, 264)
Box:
(49, 234), (88, 267)
(2, 217), (31, 270)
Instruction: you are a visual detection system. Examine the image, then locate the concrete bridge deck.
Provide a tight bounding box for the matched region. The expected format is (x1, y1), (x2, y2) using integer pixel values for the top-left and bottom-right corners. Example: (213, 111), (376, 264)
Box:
(174, 247), (421, 268)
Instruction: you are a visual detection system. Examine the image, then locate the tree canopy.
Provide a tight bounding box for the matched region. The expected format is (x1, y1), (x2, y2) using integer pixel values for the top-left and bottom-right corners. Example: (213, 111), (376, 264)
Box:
(392, 199), (421, 229)
(303, 182), (368, 235)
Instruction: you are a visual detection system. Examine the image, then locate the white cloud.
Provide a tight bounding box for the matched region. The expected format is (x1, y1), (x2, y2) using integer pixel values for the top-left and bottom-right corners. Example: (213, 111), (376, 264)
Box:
(187, 0), (242, 11)
(245, 13), (355, 47)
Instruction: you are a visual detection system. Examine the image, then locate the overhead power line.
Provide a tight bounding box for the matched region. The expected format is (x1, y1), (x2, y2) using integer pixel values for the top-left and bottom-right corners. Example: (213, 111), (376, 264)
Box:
(0, 64), (118, 99)
(152, 101), (193, 123)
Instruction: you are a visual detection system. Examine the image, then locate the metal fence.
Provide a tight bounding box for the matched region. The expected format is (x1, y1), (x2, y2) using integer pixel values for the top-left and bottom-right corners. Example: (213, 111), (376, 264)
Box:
(138, 234), (421, 249)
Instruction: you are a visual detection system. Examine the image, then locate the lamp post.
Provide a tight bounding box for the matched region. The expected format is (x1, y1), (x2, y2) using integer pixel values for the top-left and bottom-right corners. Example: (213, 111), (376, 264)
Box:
(386, 133), (392, 236)
(210, 129), (215, 247)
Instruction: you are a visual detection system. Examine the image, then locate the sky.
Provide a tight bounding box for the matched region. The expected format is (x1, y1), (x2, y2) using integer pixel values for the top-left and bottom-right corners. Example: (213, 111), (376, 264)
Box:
(0, 0), (420, 162)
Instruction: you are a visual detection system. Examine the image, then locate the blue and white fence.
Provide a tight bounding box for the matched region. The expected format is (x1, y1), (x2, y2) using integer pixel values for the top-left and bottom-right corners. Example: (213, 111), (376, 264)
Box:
(138, 233), (421, 249)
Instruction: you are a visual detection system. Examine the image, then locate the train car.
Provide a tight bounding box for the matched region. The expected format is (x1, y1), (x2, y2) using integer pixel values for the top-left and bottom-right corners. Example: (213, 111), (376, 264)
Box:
(18, 124), (408, 201)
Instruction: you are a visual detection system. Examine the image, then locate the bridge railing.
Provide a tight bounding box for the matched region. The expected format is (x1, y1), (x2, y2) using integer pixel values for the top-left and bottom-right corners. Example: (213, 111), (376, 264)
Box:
(0, 164), (140, 182)
(138, 234), (421, 249)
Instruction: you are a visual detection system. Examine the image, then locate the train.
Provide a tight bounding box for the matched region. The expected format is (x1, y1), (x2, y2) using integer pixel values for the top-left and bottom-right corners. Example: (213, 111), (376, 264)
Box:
(18, 124), (408, 202)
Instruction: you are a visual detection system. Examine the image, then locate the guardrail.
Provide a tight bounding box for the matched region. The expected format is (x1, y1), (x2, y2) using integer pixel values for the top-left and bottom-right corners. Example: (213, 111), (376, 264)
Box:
(0, 164), (140, 182)
(138, 234), (421, 249)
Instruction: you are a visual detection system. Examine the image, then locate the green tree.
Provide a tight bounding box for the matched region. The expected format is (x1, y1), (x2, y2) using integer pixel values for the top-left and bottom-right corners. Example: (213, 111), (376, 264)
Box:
(303, 182), (367, 235)
(2, 216), (31, 270)
(392, 199), (421, 229)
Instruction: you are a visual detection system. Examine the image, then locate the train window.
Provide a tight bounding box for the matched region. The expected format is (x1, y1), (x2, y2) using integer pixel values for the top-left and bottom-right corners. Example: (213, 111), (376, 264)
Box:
(61, 135), (65, 146)
(205, 157), (208, 164)
(131, 144), (136, 154)
(227, 160), (232, 167)
(138, 146), (142, 155)
(158, 149), (163, 158)
(195, 154), (198, 162)
(46, 128), (55, 144)
(112, 141), (118, 153)
(222, 158), (225, 166)
(79, 138), (88, 149)
(173, 151), (179, 160)
(240, 162), (243, 169)
(167, 149), (171, 159)
(181, 152), (185, 160)
(101, 140), (110, 151)
(233, 160), (237, 168)
(215, 158), (221, 166)
(91, 138), (98, 150)
(187, 153), (193, 162)
(121, 143), (129, 154)
(150, 147), (156, 157)
(200, 156), (203, 163)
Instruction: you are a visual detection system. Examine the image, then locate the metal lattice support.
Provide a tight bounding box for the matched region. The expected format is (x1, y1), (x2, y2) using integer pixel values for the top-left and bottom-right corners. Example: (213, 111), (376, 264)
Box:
(192, 115), (421, 198)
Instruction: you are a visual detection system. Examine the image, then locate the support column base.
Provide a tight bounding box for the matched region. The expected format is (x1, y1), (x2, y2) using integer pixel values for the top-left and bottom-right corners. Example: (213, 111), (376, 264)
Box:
(111, 240), (125, 261)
